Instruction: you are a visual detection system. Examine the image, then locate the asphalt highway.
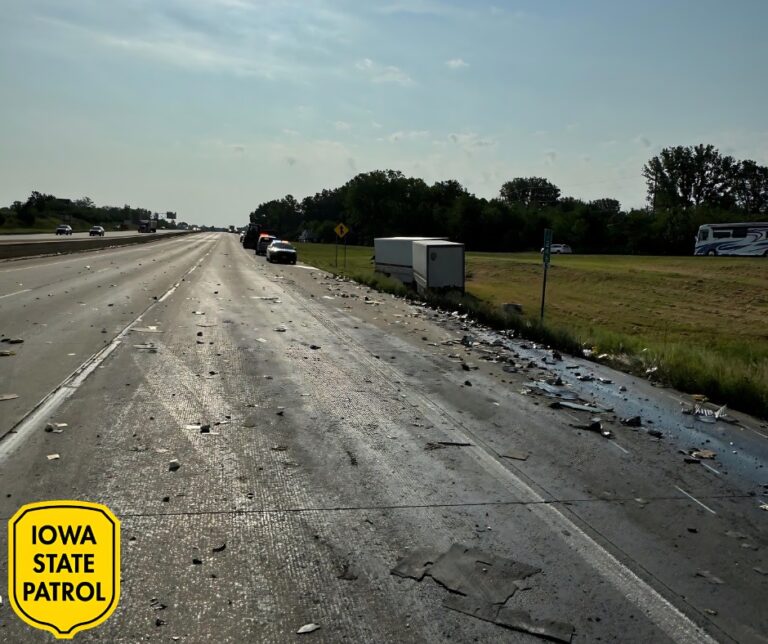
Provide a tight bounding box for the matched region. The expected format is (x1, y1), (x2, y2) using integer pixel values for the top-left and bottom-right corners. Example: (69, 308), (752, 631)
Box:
(0, 233), (765, 643)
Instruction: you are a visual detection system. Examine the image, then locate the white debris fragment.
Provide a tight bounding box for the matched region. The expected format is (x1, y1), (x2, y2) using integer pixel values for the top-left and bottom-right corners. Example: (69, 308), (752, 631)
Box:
(297, 623), (320, 634)
(47, 454), (60, 461)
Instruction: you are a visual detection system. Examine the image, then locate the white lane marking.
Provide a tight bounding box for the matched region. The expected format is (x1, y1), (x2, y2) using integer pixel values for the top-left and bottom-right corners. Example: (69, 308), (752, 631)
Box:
(674, 486), (717, 515)
(701, 463), (720, 475)
(608, 440), (630, 454)
(0, 288), (31, 299)
(0, 244), (214, 457)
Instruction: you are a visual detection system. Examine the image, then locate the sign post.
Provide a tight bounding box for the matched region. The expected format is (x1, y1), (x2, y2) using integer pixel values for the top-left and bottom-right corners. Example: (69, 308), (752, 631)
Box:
(334, 223), (350, 270)
(540, 228), (553, 323)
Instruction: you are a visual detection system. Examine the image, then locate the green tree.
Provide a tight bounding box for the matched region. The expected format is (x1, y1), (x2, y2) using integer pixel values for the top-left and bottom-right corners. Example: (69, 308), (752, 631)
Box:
(643, 144), (737, 210)
(499, 177), (561, 210)
(733, 160), (768, 215)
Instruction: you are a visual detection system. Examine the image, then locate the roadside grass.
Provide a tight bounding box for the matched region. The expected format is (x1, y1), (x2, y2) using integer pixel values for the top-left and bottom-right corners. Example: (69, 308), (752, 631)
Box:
(295, 243), (768, 418)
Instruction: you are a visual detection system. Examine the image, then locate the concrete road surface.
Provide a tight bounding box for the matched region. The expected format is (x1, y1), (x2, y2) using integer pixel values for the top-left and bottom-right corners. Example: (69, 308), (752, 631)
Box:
(0, 233), (765, 643)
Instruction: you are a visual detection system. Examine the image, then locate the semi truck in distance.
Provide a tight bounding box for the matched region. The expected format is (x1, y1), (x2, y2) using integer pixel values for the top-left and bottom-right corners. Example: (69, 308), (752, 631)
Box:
(138, 219), (157, 233)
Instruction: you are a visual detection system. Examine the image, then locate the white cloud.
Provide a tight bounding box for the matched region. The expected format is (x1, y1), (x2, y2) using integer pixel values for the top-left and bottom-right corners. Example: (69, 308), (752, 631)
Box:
(446, 58), (468, 69)
(355, 58), (413, 85)
(282, 128), (300, 136)
(334, 121), (351, 131)
(634, 135), (651, 148)
(388, 130), (429, 142)
(375, 1), (468, 17)
(448, 132), (496, 148)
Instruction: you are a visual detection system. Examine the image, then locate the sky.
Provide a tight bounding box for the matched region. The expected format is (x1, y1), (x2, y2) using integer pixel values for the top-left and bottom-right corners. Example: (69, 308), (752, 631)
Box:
(1, 0), (767, 225)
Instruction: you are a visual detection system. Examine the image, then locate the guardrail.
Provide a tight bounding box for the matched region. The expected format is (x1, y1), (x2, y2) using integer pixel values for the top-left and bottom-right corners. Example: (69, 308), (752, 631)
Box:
(0, 231), (195, 260)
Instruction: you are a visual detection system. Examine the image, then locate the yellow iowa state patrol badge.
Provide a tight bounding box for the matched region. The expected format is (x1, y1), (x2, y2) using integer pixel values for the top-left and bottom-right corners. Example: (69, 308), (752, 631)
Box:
(8, 500), (120, 639)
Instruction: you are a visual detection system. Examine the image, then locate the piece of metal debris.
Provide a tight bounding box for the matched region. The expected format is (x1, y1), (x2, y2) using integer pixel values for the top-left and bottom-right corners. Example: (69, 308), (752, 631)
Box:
(525, 381), (580, 401)
(571, 420), (613, 439)
(168, 459), (181, 472)
(550, 401), (611, 413)
(444, 595), (575, 643)
(0, 394), (19, 402)
(501, 450), (530, 461)
(46, 454), (60, 461)
(296, 623), (320, 634)
(394, 543), (539, 604)
(695, 570), (724, 585)
(620, 416), (642, 427)
(691, 449), (716, 460)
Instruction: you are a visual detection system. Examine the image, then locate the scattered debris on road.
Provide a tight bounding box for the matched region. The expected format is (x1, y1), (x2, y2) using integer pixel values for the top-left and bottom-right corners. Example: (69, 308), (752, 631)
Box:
(297, 623), (321, 634)
(524, 381), (580, 401)
(0, 350), (16, 357)
(550, 400), (611, 413)
(46, 454), (60, 461)
(620, 416), (642, 427)
(168, 459), (181, 472)
(444, 595), (575, 643)
(695, 570), (725, 585)
(501, 449), (530, 461)
(571, 419), (613, 439)
(392, 544), (572, 641)
(425, 441), (472, 450)
(0, 393), (20, 401)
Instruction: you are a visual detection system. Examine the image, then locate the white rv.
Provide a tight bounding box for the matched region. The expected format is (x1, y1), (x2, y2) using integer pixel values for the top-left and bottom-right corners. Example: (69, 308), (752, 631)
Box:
(412, 240), (465, 293)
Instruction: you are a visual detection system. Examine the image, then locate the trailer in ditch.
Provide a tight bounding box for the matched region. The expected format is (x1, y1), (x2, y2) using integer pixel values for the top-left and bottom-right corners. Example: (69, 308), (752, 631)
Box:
(412, 240), (465, 293)
(374, 236), (447, 283)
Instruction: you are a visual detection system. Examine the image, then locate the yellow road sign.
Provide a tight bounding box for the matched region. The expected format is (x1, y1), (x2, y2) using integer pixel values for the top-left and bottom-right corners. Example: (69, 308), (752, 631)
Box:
(334, 222), (349, 239)
(8, 500), (121, 639)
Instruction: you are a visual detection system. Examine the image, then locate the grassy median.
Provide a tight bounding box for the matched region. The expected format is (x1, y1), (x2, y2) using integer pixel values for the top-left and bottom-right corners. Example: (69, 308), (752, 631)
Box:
(295, 243), (768, 419)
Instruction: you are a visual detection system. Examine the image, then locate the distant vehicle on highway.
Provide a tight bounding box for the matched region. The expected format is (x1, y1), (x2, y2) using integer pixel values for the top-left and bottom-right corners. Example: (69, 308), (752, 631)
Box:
(89, 226), (105, 237)
(138, 219), (157, 233)
(266, 241), (297, 264)
(540, 243), (573, 254)
(239, 231), (245, 243)
(694, 222), (768, 256)
(55, 224), (73, 236)
(256, 234), (277, 256)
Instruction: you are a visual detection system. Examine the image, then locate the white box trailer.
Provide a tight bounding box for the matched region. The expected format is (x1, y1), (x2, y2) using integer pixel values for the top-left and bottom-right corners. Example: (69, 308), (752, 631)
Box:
(374, 237), (447, 283)
(412, 240), (465, 293)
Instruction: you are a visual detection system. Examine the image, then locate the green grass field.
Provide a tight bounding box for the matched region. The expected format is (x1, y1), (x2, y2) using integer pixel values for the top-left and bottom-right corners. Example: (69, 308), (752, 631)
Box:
(296, 242), (768, 418)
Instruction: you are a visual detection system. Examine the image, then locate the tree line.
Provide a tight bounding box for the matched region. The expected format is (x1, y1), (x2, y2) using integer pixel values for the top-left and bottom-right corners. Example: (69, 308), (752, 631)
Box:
(0, 192), (184, 230)
(249, 144), (768, 255)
